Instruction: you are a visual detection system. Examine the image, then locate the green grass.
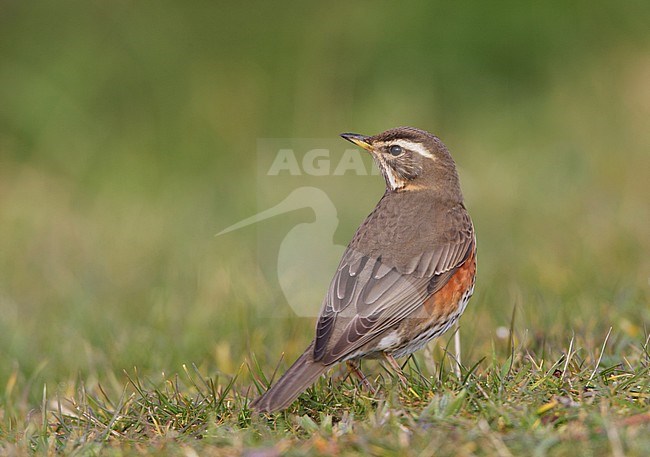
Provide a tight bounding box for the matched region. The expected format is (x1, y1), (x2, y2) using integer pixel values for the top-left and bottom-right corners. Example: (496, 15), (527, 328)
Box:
(1, 1), (650, 455)
(2, 328), (649, 455)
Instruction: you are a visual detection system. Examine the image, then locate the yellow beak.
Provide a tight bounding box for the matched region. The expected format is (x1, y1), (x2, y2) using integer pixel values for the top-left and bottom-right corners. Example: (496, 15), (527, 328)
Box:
(340, 132), (373, 152)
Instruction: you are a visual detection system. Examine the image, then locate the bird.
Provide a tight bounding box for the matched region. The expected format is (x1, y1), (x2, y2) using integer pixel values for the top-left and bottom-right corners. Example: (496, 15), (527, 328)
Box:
(250, 127), (477, 413)
(217, 186), (344, 317)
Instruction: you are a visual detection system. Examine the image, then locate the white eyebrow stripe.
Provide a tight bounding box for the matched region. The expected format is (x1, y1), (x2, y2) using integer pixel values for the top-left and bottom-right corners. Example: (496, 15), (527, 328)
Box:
(391, 139), (434, 159)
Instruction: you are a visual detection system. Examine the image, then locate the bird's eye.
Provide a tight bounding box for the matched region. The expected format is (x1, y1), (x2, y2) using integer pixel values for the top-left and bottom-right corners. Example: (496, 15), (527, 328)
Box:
(389, 145), (403, 156)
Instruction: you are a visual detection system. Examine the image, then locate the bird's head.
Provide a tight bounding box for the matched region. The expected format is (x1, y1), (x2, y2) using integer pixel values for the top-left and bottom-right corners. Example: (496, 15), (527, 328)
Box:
(341, 127), (462, 198)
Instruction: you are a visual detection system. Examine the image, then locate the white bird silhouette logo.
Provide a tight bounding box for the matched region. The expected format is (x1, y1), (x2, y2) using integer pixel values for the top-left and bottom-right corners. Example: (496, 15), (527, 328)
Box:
(217, 187), (345, 317)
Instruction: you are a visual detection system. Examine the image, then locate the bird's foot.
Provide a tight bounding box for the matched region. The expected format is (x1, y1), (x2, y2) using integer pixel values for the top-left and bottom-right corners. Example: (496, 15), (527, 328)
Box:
(346, 360), (376, 394)
(383, 353), (409, 388)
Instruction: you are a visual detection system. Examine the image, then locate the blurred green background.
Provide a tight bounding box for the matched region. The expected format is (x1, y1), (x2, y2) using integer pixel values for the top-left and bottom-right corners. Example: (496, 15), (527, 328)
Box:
(1, 1), (649, 400)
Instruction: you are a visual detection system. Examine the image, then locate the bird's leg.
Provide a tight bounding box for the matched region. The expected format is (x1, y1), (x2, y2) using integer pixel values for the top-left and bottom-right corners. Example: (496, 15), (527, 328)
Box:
(453, 323), (462, 379)
(346, 360), (375, 393)
(383, 353), (408, 387)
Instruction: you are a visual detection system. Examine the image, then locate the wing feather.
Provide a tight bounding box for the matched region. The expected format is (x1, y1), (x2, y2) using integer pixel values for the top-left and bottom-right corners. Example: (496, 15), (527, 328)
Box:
(313, 205), (475, 365)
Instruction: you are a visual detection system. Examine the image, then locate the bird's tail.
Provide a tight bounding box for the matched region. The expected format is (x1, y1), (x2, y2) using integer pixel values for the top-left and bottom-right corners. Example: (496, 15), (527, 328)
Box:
(250, 342), (328, 413)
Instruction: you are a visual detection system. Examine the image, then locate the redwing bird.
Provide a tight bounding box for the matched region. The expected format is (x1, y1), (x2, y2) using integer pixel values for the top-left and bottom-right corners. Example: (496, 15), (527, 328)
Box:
(250, 127), (477, 413)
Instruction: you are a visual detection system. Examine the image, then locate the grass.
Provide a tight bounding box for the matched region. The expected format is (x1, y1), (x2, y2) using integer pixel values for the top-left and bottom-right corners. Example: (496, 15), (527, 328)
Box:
(1, 1), (650, 455)
(1, 325), (649, 455)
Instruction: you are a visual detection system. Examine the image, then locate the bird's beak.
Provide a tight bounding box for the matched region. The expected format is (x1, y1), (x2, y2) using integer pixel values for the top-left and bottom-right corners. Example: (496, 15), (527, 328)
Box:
(340, 133), (373, 152)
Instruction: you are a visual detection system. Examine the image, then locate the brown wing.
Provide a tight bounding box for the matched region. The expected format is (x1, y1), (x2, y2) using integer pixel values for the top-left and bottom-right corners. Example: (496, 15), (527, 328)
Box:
(313, 216), (475, 364)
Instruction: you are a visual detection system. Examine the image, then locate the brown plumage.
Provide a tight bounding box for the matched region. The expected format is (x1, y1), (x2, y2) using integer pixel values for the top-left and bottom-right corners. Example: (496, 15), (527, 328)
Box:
(250, 127), (476, 413)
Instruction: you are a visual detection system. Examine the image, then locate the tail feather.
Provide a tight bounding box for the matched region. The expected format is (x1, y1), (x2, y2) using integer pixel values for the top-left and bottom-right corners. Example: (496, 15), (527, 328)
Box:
(250, 342), (328, 413)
